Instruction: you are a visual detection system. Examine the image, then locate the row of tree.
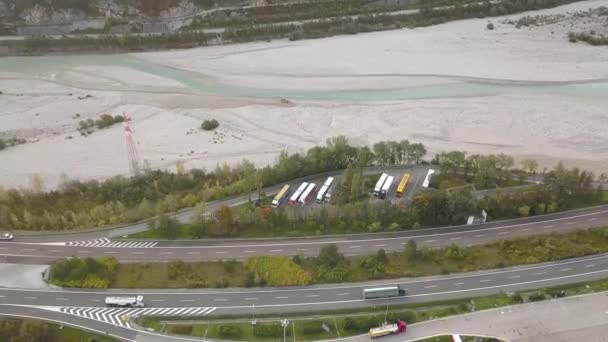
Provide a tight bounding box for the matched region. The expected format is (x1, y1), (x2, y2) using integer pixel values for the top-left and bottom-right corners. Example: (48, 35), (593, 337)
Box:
(0, 136), (426, 231)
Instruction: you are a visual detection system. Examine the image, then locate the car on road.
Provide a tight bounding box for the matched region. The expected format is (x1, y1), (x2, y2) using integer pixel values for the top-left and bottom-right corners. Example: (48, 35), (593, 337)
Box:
(0, 233), (14, 241)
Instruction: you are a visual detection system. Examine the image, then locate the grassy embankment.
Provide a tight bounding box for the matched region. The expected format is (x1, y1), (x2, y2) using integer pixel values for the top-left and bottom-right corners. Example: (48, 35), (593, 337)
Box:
(49, 226), (608, 289)
(0, 318), (117, 342)
(1, 0), (587, 55)
(139, 277), (608, 341)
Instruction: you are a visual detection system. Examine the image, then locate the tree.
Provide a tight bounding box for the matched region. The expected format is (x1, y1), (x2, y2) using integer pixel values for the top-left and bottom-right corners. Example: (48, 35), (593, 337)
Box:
(521, 159), (539, 174)
(496, 153), (514, 171)
(157, 214), (179, 239)
(0, 138), (5, 151)
(399, 139), (411, 163)
(599, 173), (608, 183)
(318, 244), (344, 268)
(438, 151), (466, 175)
(201, 119), (220, 131)
(31, 174), (45, 193)
(373, 141), (390, 165)
(176, 160), (185, 175)
(408, 143), (427, 164)
(404, 240), (418, 260)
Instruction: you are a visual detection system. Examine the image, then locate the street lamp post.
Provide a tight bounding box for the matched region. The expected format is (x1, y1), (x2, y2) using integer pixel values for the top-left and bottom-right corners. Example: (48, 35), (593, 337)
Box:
(281, 319), (289, 342)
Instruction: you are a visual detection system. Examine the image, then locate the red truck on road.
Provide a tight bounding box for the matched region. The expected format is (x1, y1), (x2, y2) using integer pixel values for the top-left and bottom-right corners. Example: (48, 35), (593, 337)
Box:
(368, 320), (406, 338)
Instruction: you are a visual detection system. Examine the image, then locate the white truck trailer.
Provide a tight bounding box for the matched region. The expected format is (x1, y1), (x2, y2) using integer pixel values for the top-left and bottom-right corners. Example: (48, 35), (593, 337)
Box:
(105, 295), (145, 307)
(379, 175), (394, 199)
(299, 183), (317, 205)
(316, 177), (334, 203)
(289, 182), (309, 206)
(373, 173), (389, 196)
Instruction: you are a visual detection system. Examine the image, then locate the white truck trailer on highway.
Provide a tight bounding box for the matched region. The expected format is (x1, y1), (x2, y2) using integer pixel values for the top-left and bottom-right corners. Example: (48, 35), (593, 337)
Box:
(289, 182), (308, 206)
(299, 183), (317, 205)
(379, 175), (394, 199)
(373, 173), (389, 196)
(422, 169), (435, 188)
(316, 177), (334, 203)
(105, 295), (145, 307)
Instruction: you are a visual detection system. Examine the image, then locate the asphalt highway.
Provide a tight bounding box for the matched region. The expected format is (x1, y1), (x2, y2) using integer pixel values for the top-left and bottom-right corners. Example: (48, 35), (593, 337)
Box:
(1, 205), (606, 263)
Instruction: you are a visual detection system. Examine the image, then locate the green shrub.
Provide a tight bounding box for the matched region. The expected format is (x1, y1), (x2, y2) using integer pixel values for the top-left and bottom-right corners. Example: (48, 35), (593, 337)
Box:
(201, 119), (220, 131)
(49, 257), (118, 288)
(218, 325), (242, 338)
(171, 325), (193, 335)
(245, 256), (312, 286)
(253, 324), (284, 337)
(300, 321), (324, 334)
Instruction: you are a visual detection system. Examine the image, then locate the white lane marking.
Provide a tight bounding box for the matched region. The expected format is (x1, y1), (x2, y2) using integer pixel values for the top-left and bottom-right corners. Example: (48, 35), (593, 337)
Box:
(24, 297), (37, 299)
(269, 249), (283, 252)
(424, 285), (437, 289)
(475, 234), (486, 238)
(150, 300), (165, 302)
(0, 248), (7, 250)
(215, 251), (227, 254)
(450, 237), (462, 240)
(454, 283), (464, 286)
(375, 244), (386, 247)
(56, 298), (68, 301)
(566, 222), (577, 225)
(214, 299), (227, 302)
(425, 240), (436, 243)
(544, 225), (554, 228)
(533, 272), (547, 275)
(50, 250), (63, 253)
(78, 251), (92, 253)
(497, 232), (509, 235)
(297, 248), (309, 251)
(160, 252), (173, 255)
(480, 279), (493, 283)
(22, 249), (35, 251)
(180, 300), (196, 302)
(132, 252), (145, 255)
(245, 298), (258, 301)
(588, 218), (597, 222)
(349, 246), (361, 249)
(520, 228), (532, 232)
(243, 250), (256, 253)
(509, 275), (521, 279)
(307, 294), (320, 298)
(586, 264), (596, 268)
(188, 252), (200, 255)
(336, 293), (349, 296)
(560, 268), (572, 272)
(275, 296), (289, 299)
(88, 299), (101, 302)
(104, 252), (116, 254)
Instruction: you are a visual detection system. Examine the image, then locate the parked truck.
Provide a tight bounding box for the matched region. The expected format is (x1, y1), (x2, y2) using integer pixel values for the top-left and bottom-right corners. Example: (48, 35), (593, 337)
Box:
(289, 182), (309, 206)
(316, 177), (334, 203)
(379, 175), (394, 199)
(271, 184), (290, 208)
(368, 320), (406, 338)
(373, 173), (389, 196)
(105, 295), (145, 307)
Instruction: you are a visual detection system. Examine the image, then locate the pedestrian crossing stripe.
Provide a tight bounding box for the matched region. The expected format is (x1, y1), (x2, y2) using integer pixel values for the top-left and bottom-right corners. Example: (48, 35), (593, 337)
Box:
(43, 306), (217, 329)
(65, 238), (158, 248)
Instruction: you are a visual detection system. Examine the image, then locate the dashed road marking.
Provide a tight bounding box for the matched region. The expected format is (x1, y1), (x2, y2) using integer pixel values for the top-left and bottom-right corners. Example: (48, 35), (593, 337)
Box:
(66, 239), (158, 248)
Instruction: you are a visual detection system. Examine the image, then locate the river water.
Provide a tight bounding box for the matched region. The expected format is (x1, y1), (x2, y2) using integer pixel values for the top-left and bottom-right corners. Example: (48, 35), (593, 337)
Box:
(1, 54), (607, 102)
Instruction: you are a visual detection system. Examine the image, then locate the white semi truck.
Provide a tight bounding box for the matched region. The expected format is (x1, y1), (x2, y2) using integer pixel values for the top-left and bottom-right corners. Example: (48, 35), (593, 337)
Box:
(105, 295), (145, 307)
(373, 173), (389, 196)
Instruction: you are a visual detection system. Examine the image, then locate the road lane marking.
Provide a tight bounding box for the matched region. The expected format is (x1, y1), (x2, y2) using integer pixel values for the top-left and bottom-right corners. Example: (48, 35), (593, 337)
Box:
(450, 237), (462, 240)
(297, 248), (309, 251)
(497, 232), (509, 235)
(543, 225), (554, 228)
(56, 298), (68, 301)
(566, 222), (577, 225)
(520, 228), (532, 232)
(215, 251), (227, 254)
(77, 251), (91, 253)
(480, 279), (493, 283)
(453, 283), (464, 286)
(180, 300), (196, 302)
(243, 250), (256, 253)
(336, 293), (349, 296)
(132, 252), (145, 255)
(588, 218), (597, 222)
(275, 296), (289, 299)
(586, 264), (596, 268)
(425, 240), (436, 243)
(349, 246), (361, 249)
(474, 234), (486, 238)
(245, 298), (258, 301)
(269, 249), (283, 252)
(160, 252), (173, 255)
(50, 250), (63, 253)
(22, 249), (35, 251)
(88, 299), (101, 302)
(150, 300), (165, 302)
(424, 285), (437, 289)
(24, 297), (37, 299)
(509, 275), (521, 279)
(214, 299), (227, 302)
(533, 272), (547, 275)
(375, 244), (386, 247)
(103, 252), (116, 254)
(307, 294), (320, 298)
(560, 268), (572, 272)
(188, 252), (200, 255)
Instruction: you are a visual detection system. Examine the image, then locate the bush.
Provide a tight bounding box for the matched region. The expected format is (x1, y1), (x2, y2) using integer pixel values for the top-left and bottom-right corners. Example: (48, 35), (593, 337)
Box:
(253, 324), (284, 337)
(171, 325), (193, 335)
(300, 321), (324, 334)
(510, 293), (524, 304)
(201, 119), (220, 131)
(245, 256), (312, 286)
(528, 292), (546, 302)
(49, 257), (118, 288)
(486, 22), (494, 30)
(218, 325), (242, 338)
(0, 139), (5, 151)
